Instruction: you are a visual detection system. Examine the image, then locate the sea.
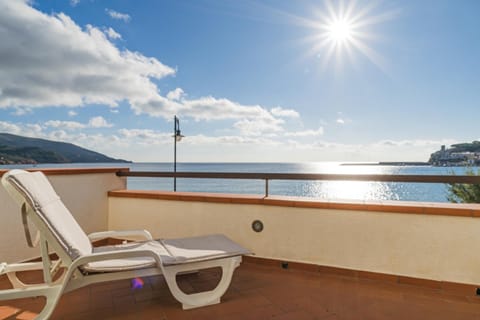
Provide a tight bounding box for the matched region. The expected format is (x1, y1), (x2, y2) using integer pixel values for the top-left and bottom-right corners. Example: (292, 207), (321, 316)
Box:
(2, 162), (477, 203)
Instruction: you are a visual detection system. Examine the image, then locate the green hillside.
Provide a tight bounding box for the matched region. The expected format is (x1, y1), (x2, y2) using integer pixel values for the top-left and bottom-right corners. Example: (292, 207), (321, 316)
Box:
(0, 133), (129, 164)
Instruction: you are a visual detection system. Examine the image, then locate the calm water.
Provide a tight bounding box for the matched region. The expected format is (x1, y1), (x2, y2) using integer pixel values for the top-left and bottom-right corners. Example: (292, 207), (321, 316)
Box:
(3, 162), (476, 203)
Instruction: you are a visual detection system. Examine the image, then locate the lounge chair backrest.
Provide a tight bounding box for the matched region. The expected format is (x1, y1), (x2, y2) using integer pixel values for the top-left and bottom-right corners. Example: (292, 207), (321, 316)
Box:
(2, 170), (92, 260)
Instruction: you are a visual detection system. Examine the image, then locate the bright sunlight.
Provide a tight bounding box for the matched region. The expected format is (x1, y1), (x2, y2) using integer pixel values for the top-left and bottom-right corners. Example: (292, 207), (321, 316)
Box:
(298, 0), (398, 71)
(326, 19), (354, 44)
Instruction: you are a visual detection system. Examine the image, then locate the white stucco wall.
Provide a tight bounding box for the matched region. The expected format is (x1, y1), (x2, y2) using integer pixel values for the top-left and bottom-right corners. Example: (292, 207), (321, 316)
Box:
(108, 196), (480, 285)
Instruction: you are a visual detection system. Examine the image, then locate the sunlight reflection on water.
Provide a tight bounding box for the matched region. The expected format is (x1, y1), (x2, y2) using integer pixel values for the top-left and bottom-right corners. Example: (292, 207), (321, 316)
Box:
(125, 162), (459, 202)
(5, 162), (471, 202)
(269, 163), (400, 201)
(269, 180), (397, 201)
(306, 181), (396, 201)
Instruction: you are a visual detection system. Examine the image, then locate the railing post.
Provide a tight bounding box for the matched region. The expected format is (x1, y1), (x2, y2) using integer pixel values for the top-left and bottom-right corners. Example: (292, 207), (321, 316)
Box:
(265, 179), (269, 197)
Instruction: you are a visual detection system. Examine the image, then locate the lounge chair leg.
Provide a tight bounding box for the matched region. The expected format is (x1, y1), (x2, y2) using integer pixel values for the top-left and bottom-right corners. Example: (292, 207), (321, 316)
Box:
(36, 286), (64, 320)
(1, 262), (67, 319)
(1, 262), (63, 289)
(162, 257), (241, 310)
(0, 285), (63, 320)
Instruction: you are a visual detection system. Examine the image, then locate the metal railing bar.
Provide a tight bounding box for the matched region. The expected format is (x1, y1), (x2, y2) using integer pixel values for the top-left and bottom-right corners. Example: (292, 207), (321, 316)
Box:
(265, 179), (269, 197)
(117, 171), (480, 184)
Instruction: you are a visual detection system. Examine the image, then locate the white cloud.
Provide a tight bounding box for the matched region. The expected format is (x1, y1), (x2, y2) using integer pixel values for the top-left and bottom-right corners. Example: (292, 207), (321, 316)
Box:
(335, 112), (350, 125)
(70, 0), (80, 7)
(44, 117), (112, 130)
(88, 116), (113, 128)
(119, 128), (169, 140)
(26, 123), (43, 133)
(116, 129), (280, 148)
(104, 27), (121, 40)
(166, 88), (185, 101)
(45, 120), (86, 130)
(50, 130), (69, 140)
(0, 1), (174, 109)
(373, 139), (452, 148)
(105, 9), (131, 22)
(234, 117), (284, 136)
(271, 107), (300, 118)
(182, 97), (273, 121)
(132, 95), (273, 121)
(183, 134), (280, 146)
(0, 121), (21, 134)
(0, 1), (306, 139)
(0, 119), (460, 162)
(117, 128), (172, 146)
(130, 94), (291, 135)
(11, 107), (32, 116)
(0, 120), (48, 138)
(284, 127), (324, 137)
(68, 110), (78, 117)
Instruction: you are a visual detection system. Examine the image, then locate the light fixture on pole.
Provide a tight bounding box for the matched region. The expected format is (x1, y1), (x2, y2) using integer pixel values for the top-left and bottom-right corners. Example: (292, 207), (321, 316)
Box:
(173, 115), (184, 191)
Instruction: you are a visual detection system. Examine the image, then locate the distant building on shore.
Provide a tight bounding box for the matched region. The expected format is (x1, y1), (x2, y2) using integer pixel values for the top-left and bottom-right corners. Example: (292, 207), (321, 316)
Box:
(429, 142), (480, 166)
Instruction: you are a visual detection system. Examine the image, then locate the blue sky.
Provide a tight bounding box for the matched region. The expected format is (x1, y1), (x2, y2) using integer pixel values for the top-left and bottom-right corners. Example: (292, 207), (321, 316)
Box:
(1, 0), (479, 162)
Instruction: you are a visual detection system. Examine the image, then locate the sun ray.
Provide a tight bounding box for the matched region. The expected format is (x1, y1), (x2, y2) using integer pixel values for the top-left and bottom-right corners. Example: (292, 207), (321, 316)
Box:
(303, 0), (397, 71)
(249, 0), (397, 73)
(349, 37), (388, 73)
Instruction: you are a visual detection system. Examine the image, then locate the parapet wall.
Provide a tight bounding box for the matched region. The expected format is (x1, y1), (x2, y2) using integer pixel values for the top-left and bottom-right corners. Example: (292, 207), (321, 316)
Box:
(2, 167), (480, 287)
(109, 190), (480, 286)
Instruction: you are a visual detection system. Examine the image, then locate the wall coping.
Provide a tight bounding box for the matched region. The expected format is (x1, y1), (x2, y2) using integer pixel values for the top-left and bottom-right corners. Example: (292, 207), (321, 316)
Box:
(108, 189), (480, 218)
(0, 167), (129, 176)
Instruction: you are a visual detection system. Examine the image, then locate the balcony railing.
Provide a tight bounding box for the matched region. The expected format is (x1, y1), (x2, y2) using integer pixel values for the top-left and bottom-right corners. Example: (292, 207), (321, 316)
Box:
(116, 171), (480, 197)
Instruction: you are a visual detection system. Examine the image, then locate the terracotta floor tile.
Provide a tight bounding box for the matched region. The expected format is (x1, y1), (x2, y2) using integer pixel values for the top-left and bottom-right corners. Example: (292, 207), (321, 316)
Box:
(224, 304), (285, 320)
(0, 298), (45, 320)
(90, 292), (114, 311)
(3, 263), (480, 320)
(0, 305), (21, 319)
(13, 310), (38, 320)
(90, 279), (131, 293)
(273, 310), (317, 320)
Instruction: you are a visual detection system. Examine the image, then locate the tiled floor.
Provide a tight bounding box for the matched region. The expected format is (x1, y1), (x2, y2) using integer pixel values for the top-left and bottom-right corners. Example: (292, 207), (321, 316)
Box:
(2, 260), (480, 320)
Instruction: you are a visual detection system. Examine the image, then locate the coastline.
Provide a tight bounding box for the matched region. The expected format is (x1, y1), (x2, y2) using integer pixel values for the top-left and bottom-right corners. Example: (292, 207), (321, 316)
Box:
(341, 162), (430, 166)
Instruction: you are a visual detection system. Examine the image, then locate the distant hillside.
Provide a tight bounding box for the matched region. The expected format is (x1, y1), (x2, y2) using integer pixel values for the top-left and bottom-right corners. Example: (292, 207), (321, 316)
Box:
(447, 141), (480, 153)
(0, 133), (129, 164)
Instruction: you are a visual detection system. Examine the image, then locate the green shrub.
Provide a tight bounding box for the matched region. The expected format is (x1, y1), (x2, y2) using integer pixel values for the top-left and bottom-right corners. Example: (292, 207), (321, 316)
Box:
(447, 168), (480, 203)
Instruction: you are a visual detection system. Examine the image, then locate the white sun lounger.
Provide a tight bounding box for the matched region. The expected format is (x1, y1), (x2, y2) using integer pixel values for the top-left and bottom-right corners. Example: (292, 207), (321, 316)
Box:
(0, 169), (250, 319)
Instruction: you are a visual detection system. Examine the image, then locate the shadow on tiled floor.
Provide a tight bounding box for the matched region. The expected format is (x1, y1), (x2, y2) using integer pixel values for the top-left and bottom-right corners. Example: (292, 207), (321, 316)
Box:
(2, 261), (480, 320)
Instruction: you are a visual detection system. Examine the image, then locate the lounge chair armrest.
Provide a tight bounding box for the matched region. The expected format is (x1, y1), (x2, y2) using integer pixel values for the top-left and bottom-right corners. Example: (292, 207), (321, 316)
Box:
(0, 262), (6, 275)
(87, 230), (153, 242)
(72, 249), (162, 268)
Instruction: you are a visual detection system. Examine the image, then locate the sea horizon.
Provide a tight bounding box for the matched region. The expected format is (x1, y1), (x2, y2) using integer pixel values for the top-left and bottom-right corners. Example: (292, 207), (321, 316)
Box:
(2, 162), (476, 203)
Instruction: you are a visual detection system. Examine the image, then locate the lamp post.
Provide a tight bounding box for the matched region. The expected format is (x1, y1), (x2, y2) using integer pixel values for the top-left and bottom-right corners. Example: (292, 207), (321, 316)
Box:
(173, 115), (184, 191)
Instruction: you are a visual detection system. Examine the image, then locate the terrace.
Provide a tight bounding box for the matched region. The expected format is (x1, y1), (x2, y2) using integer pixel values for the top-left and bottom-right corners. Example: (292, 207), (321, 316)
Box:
(1, 167), (480, 319)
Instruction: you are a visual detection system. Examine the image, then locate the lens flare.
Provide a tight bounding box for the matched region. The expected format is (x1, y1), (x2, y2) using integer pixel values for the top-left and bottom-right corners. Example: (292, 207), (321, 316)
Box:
(131, 277), (144, 290)
(293, 0), (398, 71)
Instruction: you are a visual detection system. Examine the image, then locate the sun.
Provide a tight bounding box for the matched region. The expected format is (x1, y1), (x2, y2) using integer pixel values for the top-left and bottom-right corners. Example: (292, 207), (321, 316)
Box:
(326, 18), (354, 44)
(318, 2), (364, 55)
(296, 0), (396, 70)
